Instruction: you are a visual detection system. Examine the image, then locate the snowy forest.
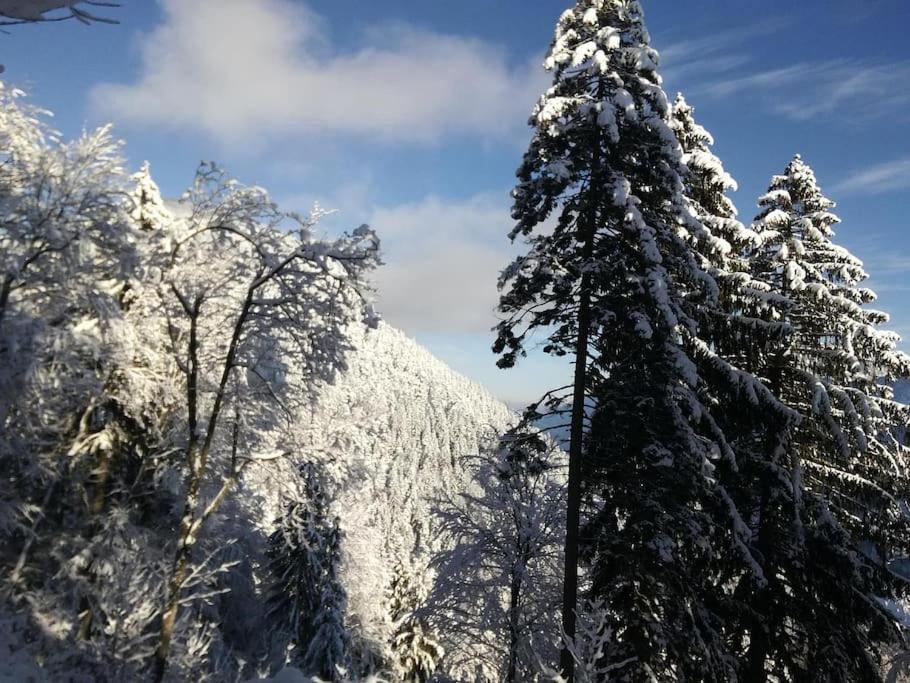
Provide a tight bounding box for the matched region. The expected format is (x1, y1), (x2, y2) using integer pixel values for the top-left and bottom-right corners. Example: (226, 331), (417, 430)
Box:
(1, 1), (910, 681)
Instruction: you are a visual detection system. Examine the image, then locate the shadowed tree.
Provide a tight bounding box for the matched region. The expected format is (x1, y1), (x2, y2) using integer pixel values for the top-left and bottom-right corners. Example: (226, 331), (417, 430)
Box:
(495, 1), (787, 678)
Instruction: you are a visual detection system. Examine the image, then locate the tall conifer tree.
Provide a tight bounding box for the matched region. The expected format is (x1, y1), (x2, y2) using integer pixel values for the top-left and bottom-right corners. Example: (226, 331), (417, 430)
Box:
(732, 156), (910, 680)
(669, 92), (792, 366)
(495, 2), (781, 678)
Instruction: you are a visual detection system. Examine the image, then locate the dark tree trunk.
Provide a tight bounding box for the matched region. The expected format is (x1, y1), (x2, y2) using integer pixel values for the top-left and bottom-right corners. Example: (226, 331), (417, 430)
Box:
(744, 481), (773, 683)
(558, 115), (602, 683)
(744, 356), (787, 682)
(559, 197), (598, 679)
(0, 273), (14, 328)
(558, 282), (590, 682)
(507, 562), (524, 682)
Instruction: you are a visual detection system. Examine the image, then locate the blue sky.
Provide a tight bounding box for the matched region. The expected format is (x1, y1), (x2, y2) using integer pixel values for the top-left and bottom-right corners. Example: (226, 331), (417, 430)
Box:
(4, 0), (910, 407)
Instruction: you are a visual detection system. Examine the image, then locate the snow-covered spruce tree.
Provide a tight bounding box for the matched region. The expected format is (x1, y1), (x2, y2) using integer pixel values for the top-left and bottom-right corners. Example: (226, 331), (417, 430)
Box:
(386, 560), (443, 682)
(130, 161), (173, 234)
(427, 429), (563, 681)
(665, 95), (811, 681)
(495, 2), (783, 679)
(149, 162), (379, 681)
(301, 575), (349, 681)
(669, 93), (793, 378)
(265, 461), (350, 679)
(732, 155), (910, 680)
(669, 93), (760, 288)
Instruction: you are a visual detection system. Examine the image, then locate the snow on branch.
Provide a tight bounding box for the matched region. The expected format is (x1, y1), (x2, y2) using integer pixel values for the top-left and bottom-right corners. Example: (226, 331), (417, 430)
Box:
(0, 1), (119, 25)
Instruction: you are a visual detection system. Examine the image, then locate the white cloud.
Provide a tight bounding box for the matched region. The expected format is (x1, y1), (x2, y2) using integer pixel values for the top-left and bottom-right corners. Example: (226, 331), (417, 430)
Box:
(366, 194), (514, 335)
(832, 158), (910, 196)
(355, 193), (572, 406)
(277, 187), (538, 338)
(90, 0), (544, 145)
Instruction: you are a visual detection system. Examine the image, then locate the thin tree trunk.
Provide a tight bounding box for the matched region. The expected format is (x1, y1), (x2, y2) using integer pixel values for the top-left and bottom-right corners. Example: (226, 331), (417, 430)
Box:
(744, 356), (786, 682)
(507, 565), (524, 682)
(559, 121), (601, 683)
(559, 264), (593, 682)
(744, 482), (773, 682)
(149, 239), (341, 678)
(0, 273), (14, 328)
(153, 443), (208, 682)
(153, 402), (243, 682)
(153, 296), (203, 683)
(153, 526), (193, 682)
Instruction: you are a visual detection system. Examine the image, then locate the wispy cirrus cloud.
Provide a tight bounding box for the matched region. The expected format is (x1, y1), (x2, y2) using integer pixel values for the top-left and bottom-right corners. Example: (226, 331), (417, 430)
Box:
(657, 20), (789, 90)
(656, 17), (910, 126)
(693, 60), (910, 122)
(832, 158), (910, 196)
(658, 18), (791, 65)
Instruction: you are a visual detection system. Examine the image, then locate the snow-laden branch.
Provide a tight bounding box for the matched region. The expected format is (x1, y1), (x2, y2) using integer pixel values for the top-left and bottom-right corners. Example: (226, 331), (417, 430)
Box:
(0, 1), (119, 25)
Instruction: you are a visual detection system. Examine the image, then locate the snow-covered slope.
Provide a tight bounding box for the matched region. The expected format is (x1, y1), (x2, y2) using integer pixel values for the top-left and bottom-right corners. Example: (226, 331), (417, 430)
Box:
(313, 323), (515, 650)
(231, 322), (516, 661)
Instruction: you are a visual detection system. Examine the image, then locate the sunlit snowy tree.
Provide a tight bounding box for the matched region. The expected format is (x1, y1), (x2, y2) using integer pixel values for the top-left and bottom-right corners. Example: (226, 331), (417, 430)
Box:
(130, 161), (173, 234)
(731, 155), (910, 680)
(0, 79), (143, 577)
(0, 84), (194, 679)
(428, 429), (563, 681)
(386, 559), (443, 683)
(149, 162), (380, 680)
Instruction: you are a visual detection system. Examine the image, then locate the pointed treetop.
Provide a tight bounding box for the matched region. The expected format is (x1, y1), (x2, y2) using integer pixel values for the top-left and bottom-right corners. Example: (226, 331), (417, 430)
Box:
(129, 161), (172, 232)
(544, 0), (659, 83)
(757, 155), (838, 235)
(671, 93), (700, 129)
(750, 155), (910, 381)
(668, 91), (759, 264)
(671, 93), (715, 148)
(669, 93), (736, 196)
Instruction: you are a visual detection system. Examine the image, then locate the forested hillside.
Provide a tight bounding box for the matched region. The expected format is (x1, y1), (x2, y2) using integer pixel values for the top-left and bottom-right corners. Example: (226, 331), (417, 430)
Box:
(247, 323), (518, 668)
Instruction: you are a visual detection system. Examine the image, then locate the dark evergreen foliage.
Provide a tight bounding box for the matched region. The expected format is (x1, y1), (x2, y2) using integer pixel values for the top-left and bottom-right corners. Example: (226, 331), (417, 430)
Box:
(266, 461), (350, 679)
(495, 1), (789, 679)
